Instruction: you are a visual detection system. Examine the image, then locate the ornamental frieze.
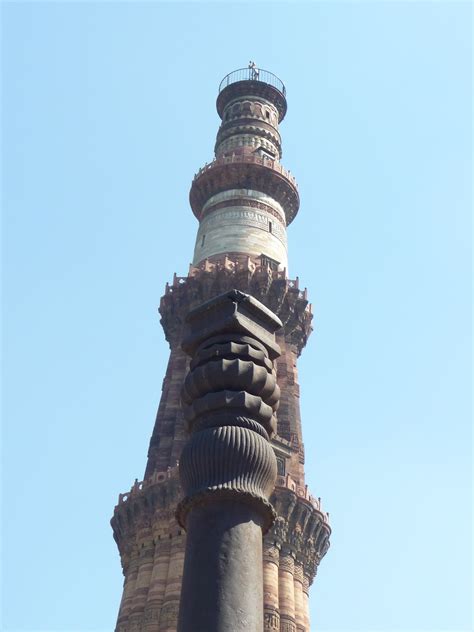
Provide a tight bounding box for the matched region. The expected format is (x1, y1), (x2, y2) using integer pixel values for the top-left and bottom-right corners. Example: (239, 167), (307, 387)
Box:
(201, 197), (286, 224)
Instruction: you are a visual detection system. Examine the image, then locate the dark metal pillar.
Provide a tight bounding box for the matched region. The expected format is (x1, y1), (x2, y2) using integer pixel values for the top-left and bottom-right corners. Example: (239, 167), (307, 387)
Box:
(176, 290), (282, 632)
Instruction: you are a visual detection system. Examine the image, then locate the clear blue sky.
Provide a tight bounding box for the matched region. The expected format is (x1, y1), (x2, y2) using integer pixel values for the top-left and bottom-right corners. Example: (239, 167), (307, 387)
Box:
(2, 2), (471, 631)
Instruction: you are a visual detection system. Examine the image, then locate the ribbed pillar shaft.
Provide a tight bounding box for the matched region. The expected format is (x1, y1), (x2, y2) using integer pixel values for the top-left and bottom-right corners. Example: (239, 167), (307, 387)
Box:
(116, 547), (139, 628)
(144, 538), (172, 630)
(263, 541), (280, 631)
(294, 561), (305, 632)
(302, 576), (310, 632)
(278, 549), (296, 632)
(129, 527), (154, 623)
(145, 346), (189, 477)
(159, 532), (184, 631)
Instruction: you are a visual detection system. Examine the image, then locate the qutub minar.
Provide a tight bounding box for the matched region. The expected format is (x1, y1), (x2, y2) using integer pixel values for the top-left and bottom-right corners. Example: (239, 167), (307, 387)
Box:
(111, 65), (331, 632)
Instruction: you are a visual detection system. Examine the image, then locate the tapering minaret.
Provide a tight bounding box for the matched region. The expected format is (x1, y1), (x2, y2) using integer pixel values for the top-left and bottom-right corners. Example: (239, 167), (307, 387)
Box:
(111, 65), (331, 632)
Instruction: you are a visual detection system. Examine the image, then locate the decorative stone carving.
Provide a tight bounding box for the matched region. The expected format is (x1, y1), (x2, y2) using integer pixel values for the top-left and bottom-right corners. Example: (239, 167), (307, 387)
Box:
(159, 257), (313, 356)
(278, 552), (295, 574)
(263, 541), (280, 565)
(189, 150), (299, 225)
(215, 86), (283, 159)
(279, 615), (297, 632)
(264, 486), (331, 589)
(272, 516), (288, 543)
(177, 291), (282, 531)
(264, 610), (280, 630)
(201, 197), (286, 224)
(289, 527), (304, 555)
(293, 562), (304, 584)
(215, 124), (282, 158)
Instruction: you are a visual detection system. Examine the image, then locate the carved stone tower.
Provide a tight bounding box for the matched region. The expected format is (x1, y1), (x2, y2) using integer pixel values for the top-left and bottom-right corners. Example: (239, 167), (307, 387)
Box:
(111, 66), (331, 632)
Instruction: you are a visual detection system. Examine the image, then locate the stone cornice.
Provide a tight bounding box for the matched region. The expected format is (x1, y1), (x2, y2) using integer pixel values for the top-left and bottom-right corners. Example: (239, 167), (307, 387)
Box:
(265, 485), (331, 585)
(190, 152), (299, 225)
(159, 258), (313, 356)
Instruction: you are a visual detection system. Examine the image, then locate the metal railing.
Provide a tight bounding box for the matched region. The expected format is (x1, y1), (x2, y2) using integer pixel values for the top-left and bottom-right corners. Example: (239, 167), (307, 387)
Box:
(219, 67), (286, 96)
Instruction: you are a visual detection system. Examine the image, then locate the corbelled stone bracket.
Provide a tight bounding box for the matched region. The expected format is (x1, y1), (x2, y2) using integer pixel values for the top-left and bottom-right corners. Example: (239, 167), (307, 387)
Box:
(177, 290), (282, 632)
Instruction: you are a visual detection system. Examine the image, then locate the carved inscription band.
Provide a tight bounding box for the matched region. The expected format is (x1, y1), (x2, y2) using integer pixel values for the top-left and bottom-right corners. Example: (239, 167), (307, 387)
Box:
(201, 197), (286, 225)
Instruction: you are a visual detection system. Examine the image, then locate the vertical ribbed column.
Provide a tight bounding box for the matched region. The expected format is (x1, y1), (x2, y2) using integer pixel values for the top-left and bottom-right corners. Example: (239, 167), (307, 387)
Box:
(274, 335), (305, 483)
(293, 561), (305, 632)
(302, 575), (310, 632)
(144, 537), (172, 630)
(145, 345), (188, 477)
(263, 540), (280, 631)
(116, 546), (139, 629)
(278, 548), (296, 632)
(115, 577), (127, 631)
(159, 530), (184, 632)
(128, 525), (154, 627)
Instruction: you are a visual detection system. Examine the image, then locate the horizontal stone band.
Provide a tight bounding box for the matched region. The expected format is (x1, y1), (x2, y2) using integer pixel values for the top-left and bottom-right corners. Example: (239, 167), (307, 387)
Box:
(189, 340), (274, 373)
(182, 358), (280, 409)
(176, 488), (276, 534)
(182, 390), (276, 437)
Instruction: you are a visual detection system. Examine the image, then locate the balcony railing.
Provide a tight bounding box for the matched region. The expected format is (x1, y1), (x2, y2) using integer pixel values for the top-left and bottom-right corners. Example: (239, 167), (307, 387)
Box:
(219, 67), (286, 96)
(163, 265), (308, 303)
(193, 152), (297, 188)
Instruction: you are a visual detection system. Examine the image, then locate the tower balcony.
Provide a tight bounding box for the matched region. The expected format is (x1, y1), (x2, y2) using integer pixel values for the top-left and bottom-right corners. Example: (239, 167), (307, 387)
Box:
(217, 67), (287, 122)
(189, 149), (300, 225)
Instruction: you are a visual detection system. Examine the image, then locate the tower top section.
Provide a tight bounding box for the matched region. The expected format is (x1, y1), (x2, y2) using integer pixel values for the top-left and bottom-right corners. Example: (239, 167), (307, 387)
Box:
(189, 66), (298, 272)
(217, 65), (287, 122)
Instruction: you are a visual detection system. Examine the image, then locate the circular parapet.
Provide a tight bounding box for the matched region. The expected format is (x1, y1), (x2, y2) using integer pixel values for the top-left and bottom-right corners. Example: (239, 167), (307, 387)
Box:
(111, 468), (183, 570)
(189, 151), (299, 225)
(217, 68), (287, 122)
